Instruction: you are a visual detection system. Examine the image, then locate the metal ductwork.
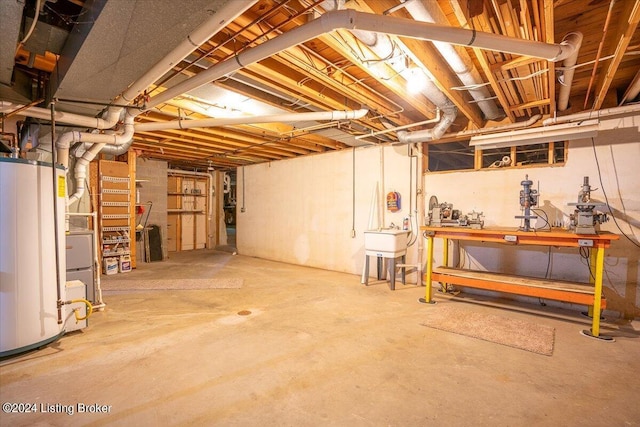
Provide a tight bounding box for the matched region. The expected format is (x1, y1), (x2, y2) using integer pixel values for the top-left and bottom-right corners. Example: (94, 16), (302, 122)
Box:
(557, 32), (584, 111)
(402, 0), (503, 120)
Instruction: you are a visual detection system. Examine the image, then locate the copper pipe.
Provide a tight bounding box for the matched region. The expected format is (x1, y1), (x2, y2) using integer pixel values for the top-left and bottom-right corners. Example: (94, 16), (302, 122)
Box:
(583, 0), (617, 109)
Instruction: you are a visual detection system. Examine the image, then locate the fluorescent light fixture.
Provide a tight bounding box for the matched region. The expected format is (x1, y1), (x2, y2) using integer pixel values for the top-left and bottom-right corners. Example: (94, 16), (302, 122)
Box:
(469, 119), (599, 150)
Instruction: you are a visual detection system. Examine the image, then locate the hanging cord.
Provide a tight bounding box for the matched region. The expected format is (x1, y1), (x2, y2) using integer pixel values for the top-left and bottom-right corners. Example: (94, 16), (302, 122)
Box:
(591, 138), (640, 248)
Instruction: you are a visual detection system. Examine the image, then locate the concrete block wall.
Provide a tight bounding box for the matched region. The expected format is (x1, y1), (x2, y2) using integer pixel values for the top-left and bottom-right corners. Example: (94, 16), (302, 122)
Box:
(136, 159), (168, 260)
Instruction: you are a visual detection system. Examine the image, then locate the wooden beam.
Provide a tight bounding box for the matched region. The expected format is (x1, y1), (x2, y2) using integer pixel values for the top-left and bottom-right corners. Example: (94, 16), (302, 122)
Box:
(449, 0), (516, 122)
(593, 0), (640, 109)
(543, 0), (556, 115)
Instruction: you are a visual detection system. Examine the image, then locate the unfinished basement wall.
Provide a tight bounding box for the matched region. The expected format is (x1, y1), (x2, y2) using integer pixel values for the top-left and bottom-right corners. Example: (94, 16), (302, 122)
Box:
(237, 113), (639, 319)
(236, 144), (421, 281)
(424, 113), (640, 318)
(136, 158), (168, 260)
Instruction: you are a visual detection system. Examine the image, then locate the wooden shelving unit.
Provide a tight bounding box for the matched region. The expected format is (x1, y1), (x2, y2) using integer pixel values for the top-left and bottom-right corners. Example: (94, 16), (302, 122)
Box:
(97, 160), (135, 272)
(167, 172), (209, 252)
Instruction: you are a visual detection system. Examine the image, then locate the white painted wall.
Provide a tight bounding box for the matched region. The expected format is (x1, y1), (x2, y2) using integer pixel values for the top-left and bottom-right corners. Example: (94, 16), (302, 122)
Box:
(237, 144), (421, 279)
(236, 113), (640, 318)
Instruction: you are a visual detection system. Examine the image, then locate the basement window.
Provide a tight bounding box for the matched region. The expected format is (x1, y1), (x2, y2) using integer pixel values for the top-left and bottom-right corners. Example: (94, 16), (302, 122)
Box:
(427, 141), (566, 172)
(427, 142), (474, 171)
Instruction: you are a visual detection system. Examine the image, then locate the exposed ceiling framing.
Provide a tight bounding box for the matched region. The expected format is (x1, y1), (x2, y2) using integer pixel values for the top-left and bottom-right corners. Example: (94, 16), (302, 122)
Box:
(1, 0), (639, 171)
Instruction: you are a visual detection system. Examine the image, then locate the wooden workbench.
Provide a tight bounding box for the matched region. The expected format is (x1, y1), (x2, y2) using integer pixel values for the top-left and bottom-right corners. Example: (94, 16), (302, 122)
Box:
(420, 226), (619, 339)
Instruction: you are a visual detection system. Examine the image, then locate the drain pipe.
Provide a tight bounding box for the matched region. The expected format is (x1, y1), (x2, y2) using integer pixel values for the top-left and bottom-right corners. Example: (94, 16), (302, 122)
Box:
(542, 103), (640, 126)
(66, 111), (135, 205)
(557, 32), (584, 111)
(440, 114), (543, 140)
(134, 108), (369, 132)
(146, 9), (583, 110)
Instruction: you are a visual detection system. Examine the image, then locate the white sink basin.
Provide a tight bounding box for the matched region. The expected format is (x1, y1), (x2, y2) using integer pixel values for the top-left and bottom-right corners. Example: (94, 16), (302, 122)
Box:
(364, 229), (409, 257)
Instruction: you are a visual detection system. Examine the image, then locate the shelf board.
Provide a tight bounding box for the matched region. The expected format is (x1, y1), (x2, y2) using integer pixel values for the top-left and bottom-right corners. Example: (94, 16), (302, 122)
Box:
(168, 192), (206, 196)
(167, 209), (205, 213)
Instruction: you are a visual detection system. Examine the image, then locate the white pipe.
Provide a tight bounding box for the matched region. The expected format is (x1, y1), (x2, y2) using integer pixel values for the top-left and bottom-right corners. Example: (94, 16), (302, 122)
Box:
(557, 32), (584, 111)
(396, 106), (457, 143)
(67, 143), (106, 206)
(542, 104), (640, 126)
(56, 111), (136, 168)
(18, 0), (41, 46)
(147, 9), (579, 110)
(440, 114), (543, 140)
(2, 104), (121, 129)
(135, 108), (369, 131)
(355, 110), (440, 140)
(403, 0), (502, 120)
(118, 0), (256, 104)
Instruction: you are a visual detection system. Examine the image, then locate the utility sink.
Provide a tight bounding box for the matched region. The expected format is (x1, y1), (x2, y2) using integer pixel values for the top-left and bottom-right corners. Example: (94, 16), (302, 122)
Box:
(364, 229), (409, 258)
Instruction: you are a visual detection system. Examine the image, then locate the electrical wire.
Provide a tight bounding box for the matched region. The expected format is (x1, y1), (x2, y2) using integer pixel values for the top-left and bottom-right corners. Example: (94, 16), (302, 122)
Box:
(591, 137), (640, 248)
(531, 208), (551, 231)
(579, 246), (596, 281)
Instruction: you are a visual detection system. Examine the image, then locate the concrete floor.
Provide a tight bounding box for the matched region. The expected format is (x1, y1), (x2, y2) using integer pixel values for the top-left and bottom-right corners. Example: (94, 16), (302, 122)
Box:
(1, 249), (639, 426)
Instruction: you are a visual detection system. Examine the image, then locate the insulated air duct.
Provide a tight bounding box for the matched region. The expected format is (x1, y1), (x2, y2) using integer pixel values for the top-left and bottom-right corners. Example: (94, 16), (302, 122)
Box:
(402, 0), (502, 120)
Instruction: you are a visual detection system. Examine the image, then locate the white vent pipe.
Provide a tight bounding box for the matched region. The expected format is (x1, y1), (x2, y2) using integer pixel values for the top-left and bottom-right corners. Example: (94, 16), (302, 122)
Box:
(117, 0), (256, 104)
(557, 32), (584, 111)
(0, 103), (121, 129)
(542, 103), (640, 126)
(64, 112), (136, 208)
(403, 0), (502, 120)
(135, 108), (368, 131)
(68, 142), (106, 206)
(440, 114), (542, 140)
(146, 9), (582, 110)
(48, 2), (256, 152)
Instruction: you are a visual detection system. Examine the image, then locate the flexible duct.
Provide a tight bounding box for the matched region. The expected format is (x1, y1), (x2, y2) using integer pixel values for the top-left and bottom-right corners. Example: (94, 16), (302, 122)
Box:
(557, 32), (584, 111)
(146, 9), (581, 110)
(134, 108), (369, 132)
(402, 0), (502, 120)
(396, 104), (457, 144)
(321, 1), (458, 145)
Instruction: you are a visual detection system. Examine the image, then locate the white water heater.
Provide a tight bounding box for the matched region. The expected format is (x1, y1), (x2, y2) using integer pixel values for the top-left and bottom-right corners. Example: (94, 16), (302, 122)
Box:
(0, 158), (66, 357)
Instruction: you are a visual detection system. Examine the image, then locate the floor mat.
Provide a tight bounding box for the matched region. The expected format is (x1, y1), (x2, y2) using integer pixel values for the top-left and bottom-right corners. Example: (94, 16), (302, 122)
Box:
(421, 305), (555, 356)
(102, 278), (243, 291)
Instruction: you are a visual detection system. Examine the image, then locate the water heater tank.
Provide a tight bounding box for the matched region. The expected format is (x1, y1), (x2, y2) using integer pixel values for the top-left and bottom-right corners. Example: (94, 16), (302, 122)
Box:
(0, 158), (66, 357)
